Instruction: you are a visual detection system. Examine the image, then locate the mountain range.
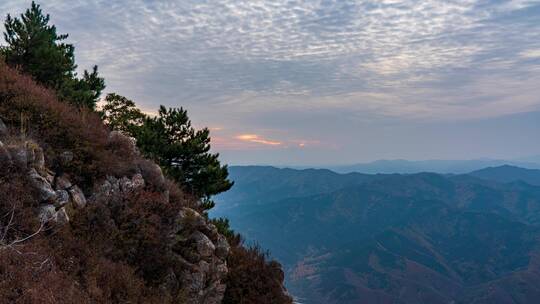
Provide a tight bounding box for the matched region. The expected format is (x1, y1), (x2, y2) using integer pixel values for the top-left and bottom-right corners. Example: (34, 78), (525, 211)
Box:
(212, 165), (540, 303)
(470, 165), (540, 186)
(326, 159), (540, 174)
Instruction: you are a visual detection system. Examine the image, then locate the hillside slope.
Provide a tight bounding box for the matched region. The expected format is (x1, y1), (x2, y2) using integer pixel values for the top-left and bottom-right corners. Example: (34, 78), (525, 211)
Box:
(0, 62), (291, 303)
(213, 166), (386, 219)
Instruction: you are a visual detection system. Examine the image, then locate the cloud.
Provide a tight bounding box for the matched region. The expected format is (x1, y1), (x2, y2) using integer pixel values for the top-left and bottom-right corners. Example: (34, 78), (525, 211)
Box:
(521, 49), (540, 59)
(209, 131), (322, 151)
(1, 0), (538, 121)
(235, 134), (282, 146)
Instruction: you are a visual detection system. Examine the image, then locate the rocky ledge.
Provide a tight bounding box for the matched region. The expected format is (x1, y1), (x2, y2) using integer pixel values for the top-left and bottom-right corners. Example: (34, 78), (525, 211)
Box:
(0, 122), (229, 304)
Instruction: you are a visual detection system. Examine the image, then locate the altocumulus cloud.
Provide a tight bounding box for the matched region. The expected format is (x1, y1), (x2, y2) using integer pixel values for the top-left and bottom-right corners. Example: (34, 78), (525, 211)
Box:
(1, 0), (540, 163)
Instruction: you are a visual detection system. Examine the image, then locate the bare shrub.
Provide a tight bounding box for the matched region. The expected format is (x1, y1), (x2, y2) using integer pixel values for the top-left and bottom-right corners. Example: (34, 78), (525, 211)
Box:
(223, 236), (293, 304)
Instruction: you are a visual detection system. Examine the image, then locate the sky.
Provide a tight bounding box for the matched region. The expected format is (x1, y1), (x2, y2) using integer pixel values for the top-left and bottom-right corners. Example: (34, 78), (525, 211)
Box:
(1, 0), (540, 166)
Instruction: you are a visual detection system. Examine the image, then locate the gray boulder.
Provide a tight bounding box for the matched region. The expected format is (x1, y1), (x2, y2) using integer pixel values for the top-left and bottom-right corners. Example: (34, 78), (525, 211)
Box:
(0, 141), (12, 165)
(38, 205), (69, 224)
(176, 207), (208, 232)
(0, 118), (7, 137)
(68, 185), (87, 209)
(54, 174), (73, 190)
(214, 235), (230, 259)
(169, 207), (230, 304)
(139, 160), (166, 190)
(54, 190), (70, 208)
(44, 170), (55, 184)
(119, 173), (145, 193)
(38, 205), (56, 222)
(191, 231), (216, 259)
(28, 168), (56, 202)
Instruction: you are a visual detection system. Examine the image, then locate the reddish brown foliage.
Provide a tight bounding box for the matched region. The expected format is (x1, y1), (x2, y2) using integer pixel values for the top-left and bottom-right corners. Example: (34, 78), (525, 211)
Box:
(0, 179), (180, 303)
(0, 61), (292, 304)
(0, 245), (88, 304)
(0, 62), (137, 189)
(223, 236), (293, 304)
(0, 62), (185, 303)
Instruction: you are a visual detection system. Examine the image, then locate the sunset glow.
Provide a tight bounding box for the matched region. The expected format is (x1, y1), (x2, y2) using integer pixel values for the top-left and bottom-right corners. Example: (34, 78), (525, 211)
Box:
(235, 134), (282, 146)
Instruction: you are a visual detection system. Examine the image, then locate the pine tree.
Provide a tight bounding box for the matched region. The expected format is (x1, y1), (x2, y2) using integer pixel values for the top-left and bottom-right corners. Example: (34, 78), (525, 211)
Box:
(59, 65), (105, 110)
(101, 93), (145, 133)
(135, 106), (233, 207)
(1, 2), (104, 109)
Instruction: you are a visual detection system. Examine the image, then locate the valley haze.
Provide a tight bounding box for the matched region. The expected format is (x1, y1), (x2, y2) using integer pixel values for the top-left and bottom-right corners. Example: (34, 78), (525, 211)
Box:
(213, 164), (540, 303)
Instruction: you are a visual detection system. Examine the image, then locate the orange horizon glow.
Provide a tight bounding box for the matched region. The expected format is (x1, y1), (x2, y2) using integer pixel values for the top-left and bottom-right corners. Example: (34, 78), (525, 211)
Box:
(235, 134), (282, 146)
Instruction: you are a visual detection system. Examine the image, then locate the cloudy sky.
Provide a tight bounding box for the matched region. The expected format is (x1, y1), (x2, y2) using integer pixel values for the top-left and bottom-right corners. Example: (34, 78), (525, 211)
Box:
(1, 0), (540, 165)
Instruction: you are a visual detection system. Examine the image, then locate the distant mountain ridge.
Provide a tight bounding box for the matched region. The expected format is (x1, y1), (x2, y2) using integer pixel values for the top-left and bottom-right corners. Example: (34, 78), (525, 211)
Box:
(214, 166), (388, 215)
(327, 159), (540, 174)
(213, 165), (540, 304)
(470, 165), (540, 186)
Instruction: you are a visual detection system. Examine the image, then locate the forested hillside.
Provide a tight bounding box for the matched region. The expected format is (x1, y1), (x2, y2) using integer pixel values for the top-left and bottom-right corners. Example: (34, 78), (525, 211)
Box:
(470, 165), (540, 186)
(217, 166), (540, 303)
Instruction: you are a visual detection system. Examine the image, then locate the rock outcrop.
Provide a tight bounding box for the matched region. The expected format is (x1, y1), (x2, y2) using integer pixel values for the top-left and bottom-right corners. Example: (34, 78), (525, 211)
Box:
(0, 118), (7, 136)
(0, 136), (79, 224)
(91, 168), (229, 304)
(0, 121), (229, 304)
(170, 207), (229, 303)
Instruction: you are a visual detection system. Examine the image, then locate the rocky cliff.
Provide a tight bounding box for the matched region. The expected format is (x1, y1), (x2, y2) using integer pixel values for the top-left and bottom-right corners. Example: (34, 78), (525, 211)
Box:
(0, 124), (230, 303)
(0, 61), (292, 304)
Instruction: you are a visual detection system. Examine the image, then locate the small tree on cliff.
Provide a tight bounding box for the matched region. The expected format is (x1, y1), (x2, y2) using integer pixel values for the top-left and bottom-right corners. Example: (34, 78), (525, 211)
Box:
(101, 93), (146, 133)
(102, 100), (233, 209)
(135, 106), (233, 209)
(1, 1), (104, 109)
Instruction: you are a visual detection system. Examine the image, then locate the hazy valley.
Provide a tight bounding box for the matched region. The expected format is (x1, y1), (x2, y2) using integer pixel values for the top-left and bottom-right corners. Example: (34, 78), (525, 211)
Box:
(213, 165), (540, 303)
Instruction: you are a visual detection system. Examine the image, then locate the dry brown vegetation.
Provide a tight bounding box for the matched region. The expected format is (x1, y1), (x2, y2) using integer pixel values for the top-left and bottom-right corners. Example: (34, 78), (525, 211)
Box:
(0, 62), (292, 303)
(223, 236), (293, 304)
(0, 63), (133, 188)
